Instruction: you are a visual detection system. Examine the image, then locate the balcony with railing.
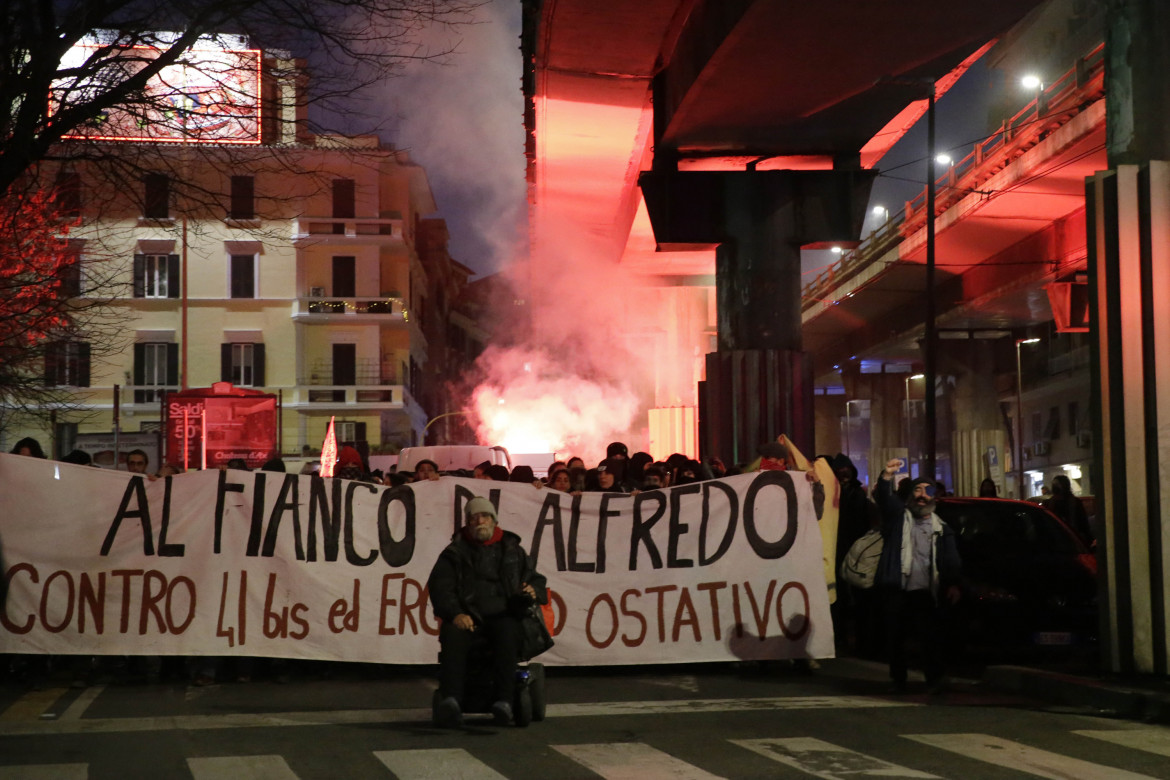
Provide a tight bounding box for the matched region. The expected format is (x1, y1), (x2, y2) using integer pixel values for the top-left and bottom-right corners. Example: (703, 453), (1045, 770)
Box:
(296, 358), (407, 406)
(292, 216), (404, 245)
(292, 295), (408, 322)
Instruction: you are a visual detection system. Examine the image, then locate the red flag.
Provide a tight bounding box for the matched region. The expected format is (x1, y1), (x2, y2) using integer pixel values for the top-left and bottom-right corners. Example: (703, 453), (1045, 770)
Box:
(320, 416), (338, 477)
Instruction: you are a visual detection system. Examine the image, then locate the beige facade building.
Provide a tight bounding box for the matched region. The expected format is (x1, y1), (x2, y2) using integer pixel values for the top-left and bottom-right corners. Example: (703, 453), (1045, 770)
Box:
(10, 119), (451, 466)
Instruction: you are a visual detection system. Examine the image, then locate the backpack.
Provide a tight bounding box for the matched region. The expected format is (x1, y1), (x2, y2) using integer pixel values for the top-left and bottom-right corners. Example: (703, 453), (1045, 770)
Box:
(840, 529), (884, 589)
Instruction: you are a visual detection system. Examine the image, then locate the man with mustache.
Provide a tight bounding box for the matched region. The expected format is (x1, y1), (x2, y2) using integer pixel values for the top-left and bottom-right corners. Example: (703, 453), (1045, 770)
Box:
(428, 496), (547, 727)
(874, 458), (962, 694)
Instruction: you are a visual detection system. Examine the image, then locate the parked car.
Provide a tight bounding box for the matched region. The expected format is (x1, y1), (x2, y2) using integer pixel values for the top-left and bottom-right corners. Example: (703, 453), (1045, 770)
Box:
(934, 497), (1098, 661)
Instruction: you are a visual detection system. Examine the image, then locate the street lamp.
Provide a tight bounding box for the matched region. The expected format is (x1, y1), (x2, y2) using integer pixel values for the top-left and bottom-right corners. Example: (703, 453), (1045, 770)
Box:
(904, 373), (924, 477)
(1015, 337), (1040, 498)
(424, 410), (472, 443)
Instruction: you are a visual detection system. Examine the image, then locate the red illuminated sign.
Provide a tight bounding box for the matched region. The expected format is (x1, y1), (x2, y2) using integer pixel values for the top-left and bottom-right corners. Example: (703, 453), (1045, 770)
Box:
(166, 385), (277, 470)
(54, 43), (261, 144)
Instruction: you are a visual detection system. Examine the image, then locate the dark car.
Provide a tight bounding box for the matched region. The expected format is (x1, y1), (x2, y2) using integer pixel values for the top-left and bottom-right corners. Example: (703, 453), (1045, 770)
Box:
(934, 497), (1098, 662)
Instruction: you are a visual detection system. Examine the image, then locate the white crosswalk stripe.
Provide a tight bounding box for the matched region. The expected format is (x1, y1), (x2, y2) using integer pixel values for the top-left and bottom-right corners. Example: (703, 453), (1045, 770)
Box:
(732, 737), (939, 779)
(553, 743), (724, 780)
(1076, 727), (1170, 757)
(374, 748), (508, 779)
(187, 755), (299, 780)
(3, 717), (1169, 779)
(0, 766), (88, 780)
(905, 733), (1159, 780)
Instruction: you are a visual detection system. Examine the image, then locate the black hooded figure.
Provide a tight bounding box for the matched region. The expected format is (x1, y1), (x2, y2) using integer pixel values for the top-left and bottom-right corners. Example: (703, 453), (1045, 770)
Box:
(831, 453), (880, 655)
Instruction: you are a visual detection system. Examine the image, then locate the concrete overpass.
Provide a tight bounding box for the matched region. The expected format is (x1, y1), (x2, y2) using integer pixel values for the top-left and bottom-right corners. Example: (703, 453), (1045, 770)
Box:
(523, 0), (1170, 681)
(523, 0), (1046, 462)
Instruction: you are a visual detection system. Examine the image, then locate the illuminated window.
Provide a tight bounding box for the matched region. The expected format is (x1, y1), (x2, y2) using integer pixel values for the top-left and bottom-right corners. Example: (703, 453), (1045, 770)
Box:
(230, 254), (255, 298)
(44, 341), (90, 387)
(221, 343), (265, 387)
(133, 254), (179, 298)
(230, 176), (254, 220)
(134, 342), (177, 403)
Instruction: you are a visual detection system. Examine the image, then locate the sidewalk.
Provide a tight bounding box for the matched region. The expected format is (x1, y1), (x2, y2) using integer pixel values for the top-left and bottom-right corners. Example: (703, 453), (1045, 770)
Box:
(981, 664), (1170, 723)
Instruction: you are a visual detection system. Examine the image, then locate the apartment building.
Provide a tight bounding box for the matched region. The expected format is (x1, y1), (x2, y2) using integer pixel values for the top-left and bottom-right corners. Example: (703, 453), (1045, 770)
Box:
(8, 54), (463, 466)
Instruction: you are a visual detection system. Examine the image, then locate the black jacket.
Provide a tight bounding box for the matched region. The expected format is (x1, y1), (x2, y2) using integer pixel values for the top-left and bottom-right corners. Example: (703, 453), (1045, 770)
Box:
(428, 529), (548, 624)
(873, 477), (961, 598)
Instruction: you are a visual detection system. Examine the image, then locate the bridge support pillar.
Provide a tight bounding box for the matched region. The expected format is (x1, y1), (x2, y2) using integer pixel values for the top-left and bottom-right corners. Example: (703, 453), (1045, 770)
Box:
(640, 168), (874, 465)
(1086, 0), (1170, 676)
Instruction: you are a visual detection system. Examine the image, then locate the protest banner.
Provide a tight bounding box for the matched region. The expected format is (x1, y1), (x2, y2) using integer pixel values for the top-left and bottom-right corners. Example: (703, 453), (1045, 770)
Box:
(0, 454), (833, 665)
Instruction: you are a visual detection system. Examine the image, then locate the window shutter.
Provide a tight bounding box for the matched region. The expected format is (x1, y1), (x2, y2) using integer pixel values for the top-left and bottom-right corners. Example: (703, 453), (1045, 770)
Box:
(221, 344), (232, 383)
(253, 343), (266, 387)
(166, 343), (179, 386)
(133, 343), (146, 403)
(44, 342), (60, 386)
(356, 422), (367, 442)
(167, 254), (180, 298)
(333, 179), (355, 218)
(78, 343), (91, 387)
(133, 254), (146, 297)
(133, 343), (146, 385)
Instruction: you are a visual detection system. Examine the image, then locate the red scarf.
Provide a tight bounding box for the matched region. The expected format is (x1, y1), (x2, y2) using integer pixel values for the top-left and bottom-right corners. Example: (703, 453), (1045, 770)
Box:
(462, 525), (503, 546)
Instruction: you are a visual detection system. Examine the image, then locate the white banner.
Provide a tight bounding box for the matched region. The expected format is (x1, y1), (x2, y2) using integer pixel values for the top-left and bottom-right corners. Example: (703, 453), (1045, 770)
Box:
(0, 454), (833, 665)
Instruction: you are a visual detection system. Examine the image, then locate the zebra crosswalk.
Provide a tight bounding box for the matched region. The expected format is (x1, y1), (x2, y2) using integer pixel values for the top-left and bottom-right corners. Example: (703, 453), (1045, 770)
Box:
(2, 727), (1170, 779)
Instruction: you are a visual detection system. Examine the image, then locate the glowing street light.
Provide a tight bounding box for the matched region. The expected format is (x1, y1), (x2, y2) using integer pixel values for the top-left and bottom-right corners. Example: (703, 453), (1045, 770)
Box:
(1021, 74), (1043, 90)
(1015, 337), (1041, 497)
(935, 153), (953, 167)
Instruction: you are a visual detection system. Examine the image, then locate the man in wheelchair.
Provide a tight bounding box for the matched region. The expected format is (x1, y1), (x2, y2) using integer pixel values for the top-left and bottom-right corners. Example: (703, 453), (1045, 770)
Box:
(427, 496), (548, 727)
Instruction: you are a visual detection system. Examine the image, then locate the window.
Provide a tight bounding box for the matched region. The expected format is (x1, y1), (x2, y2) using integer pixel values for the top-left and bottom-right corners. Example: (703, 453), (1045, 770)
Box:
(60, 250), (82, 297)
(230, 176), (255, 219)
(332, 256), (356, 297)
(133, 254), (180, 298)
(332, 179), (355, 218)
(335, 421), (366, 445)
(134, 342), (178, 403)
(144, 174), (169, 219)
(221, 343), (265, 387)
(230, 254), (255, 298)
(55, 422), (78, 457)
(54, 172), (81, 218)
(44, 342), (90, 387)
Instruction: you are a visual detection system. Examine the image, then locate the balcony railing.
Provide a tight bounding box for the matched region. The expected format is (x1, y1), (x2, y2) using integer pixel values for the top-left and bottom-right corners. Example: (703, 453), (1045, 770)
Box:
(298, 358), (406, 404)
(292, 217), (403, 241)
(292, 296), (407, 319)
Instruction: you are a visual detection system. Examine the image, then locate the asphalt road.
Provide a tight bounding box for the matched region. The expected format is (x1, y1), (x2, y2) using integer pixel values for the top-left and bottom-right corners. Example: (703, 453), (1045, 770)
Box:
(1, 658), (1169, 779)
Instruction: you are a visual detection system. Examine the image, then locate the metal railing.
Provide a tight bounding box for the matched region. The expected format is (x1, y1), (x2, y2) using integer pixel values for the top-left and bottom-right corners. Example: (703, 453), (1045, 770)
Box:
(293, 296), (406, 318)
(292, 216), (403, 240)
(802, 44), (1105, 312)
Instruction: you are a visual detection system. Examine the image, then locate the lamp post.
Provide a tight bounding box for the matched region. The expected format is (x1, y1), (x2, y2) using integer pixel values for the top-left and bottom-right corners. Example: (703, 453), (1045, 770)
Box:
(924, 81), (938, 482)
(424, 410), (472, 444)
(1015, 337), (1040, 497)
(904, 373), (924, 478)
